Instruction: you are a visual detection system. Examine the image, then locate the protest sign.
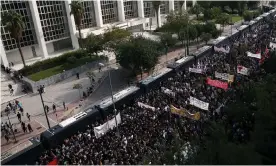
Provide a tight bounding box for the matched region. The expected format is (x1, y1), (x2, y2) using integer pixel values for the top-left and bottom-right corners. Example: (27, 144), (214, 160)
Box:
(189, 68), (203, 74)
(206, 77), (228, 90)
(189, 96), (209, 111)
(237, 65), (249, 75)
(137, 102), (156, 111)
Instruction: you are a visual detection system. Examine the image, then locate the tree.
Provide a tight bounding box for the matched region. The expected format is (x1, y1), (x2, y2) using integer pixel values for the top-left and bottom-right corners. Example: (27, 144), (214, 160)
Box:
(190, 3), (203, 19)
(70, 0), (84, 48)
(210, 7), (222, 19)
(115, 36), (160, 79)
(86, 71), (95, 86)
(160, 33), (177, 49)
(164, 11), (189, 34)
(103, 27), (131, 51)
(152, 1), (161, 28)
(203, 8), (212, 21)
(84, 34), (104, 58)
(73, 83), (83, 100)
(269, 1), (276, 6)
(216, 13), (230, 30)
(195, 24), (204, 48)
(2, 11), (26, 67)
(247, 1), (260, 9)
(200, 33), (212, 44)
(243, 10), (253, 21)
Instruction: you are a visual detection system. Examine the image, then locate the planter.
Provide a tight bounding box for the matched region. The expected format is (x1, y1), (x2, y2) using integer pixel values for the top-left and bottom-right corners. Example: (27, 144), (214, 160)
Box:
(22, 60), (106, 93)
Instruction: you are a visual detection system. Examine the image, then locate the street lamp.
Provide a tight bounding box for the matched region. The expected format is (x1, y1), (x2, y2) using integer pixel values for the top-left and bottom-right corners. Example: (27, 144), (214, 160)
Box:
(37, 86), (51, 129)
(6, 111), (17, 143)
(108, 67), (120, 137)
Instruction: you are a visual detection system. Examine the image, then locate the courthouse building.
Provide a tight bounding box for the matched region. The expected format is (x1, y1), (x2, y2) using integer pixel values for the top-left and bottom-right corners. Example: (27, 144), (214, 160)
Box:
(0, 0), (196, 67)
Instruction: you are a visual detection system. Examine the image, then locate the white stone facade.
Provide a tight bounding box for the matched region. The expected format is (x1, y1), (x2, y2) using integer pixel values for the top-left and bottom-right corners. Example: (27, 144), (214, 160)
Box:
(0, 0), (191, 67)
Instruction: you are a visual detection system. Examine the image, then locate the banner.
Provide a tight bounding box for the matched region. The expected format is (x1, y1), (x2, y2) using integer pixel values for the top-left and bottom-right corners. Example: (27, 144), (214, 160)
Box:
(259, 48), (270, 65)
(94, 113), (121, 138)
(206, 77), (228, 90)
(161, 87), (176, 97)
(215, 71), (229, 81)
(247, 51), (261, 59)
(189, 68), (203, 74)
(170, 105), (200, 120)
(270, 42), (276, 48)
(237, 65), (249, 75)
(189, 96), (209, 111)
(137, 102), (156, 111)
(214, 46), (230, 54)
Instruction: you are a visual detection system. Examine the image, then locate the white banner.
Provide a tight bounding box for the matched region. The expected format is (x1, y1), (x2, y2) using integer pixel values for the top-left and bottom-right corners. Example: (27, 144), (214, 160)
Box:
(237, 65), (249, 75)
(189, 96), (209, 111)
(247, 51), (261, 59)
(137, 102), (156, 111)
(189, 68), (203, 74)
(161, 87), (176, 97)
(270, 42), (276, 48)
(215, 71), (229, 81)
(94, 113), (121, 138)
(214, 46), (230, 54)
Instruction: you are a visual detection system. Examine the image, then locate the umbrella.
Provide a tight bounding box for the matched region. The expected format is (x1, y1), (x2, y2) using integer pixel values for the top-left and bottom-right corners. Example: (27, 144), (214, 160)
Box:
(99, 63), (104, 67)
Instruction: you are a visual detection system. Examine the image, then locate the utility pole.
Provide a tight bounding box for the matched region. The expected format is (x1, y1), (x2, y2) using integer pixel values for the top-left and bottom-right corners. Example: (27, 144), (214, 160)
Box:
(108, 68), (120, 137)
(38, 86), (51, 129)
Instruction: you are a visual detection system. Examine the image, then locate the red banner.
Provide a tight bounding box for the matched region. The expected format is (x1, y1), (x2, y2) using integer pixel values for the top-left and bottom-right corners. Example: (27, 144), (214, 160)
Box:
(47, 158), (58, 165)
(206, 77), (228, 90)
(259, 48), (270, 65)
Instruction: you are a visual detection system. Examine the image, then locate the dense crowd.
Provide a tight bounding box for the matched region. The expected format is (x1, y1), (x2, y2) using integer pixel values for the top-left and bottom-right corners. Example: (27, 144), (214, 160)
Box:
(36, 18), (275, 165)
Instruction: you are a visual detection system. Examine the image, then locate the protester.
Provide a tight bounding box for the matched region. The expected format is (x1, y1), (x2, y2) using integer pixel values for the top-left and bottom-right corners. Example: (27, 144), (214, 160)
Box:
(36, 17), (275, 165)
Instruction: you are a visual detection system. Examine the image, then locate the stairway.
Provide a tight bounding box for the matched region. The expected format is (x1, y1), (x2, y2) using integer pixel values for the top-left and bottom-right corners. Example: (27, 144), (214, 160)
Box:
(1, 70), (23, 104)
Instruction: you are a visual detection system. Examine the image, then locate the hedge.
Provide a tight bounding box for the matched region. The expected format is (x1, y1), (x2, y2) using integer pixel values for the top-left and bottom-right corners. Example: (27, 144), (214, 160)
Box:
(20, 49), (104, 76)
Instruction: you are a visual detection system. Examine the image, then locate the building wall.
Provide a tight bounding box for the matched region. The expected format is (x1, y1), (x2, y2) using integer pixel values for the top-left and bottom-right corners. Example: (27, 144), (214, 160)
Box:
(1, 0), (189, 67)
(6, 45), (40, 64)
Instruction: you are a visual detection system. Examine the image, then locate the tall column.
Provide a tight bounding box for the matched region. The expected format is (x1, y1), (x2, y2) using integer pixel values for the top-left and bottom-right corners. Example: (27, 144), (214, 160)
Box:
(29, 1), (48, 58)
(169, 0), (175, 12)
(117, 0), (125, 22)
(182, 0), (187, 11)
(137, 0), (144, 18)
(0, 38), (9, 67)
(156, 7), (162, 28)
(193, 0), (196, 6)
(94, 0), (104, 27)
(65, 0), (79, 49)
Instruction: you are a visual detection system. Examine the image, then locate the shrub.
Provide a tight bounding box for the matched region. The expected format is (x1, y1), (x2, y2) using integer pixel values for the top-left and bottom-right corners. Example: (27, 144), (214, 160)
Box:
(224, 6), (232, 14)
(232, 9), (239, 14)
(20, 49), (88, 76)
(67, 56), (77, 64)
(243, 10), (253, 21)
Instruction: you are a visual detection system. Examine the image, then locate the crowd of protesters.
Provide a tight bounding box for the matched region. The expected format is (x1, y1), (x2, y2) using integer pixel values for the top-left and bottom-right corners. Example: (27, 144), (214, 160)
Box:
(36, 17), (275, 165)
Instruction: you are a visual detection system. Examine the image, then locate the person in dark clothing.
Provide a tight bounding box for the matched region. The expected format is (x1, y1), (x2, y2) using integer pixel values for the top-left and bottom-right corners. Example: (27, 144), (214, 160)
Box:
(21, 122), (27, 133)
(26, 112), (31, 121)
(17, 112), (21, 122)
(76, 73), (80, 79)
(52, 104), (56, 112)
(27, 123), (33, 132)
(45, 105), (50, 113)
(4, 134), (9, 143)
(8, 84), (12, 90)
(63, 102), (66, 110)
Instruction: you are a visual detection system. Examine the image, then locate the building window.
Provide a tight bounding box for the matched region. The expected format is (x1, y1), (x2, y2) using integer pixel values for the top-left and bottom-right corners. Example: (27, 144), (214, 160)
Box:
(174, 1), (182, 12)
(101, 1), (118, 24)
(160, 1), (169, 15)
(0, 1), (37, 51)
(78, 1), (97, 29)
(124, 1), (138, 19)
(143, 1), (154, 18)
(37, 1), (70, 42)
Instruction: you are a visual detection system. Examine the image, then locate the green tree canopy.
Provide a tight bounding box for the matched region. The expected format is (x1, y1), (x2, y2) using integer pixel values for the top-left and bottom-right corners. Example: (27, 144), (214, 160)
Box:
(2, 10), (26, 67)
(190, 3), (203, 19)
(84, 34), (104, 57)
(200, 32), (212, 44)
(115, 36), (160, 77)
(70, 0), (84, 47)
(103, 27), (131, 51)
(216, 13), (231, 30)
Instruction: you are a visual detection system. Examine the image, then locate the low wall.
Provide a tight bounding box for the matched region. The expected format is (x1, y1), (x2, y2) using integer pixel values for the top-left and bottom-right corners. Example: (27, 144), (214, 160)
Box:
(22, 59), (106, 92)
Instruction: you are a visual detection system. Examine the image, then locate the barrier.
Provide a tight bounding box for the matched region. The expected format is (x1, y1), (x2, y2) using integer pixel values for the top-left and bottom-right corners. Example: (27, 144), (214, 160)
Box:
(3, 8), (276, 165)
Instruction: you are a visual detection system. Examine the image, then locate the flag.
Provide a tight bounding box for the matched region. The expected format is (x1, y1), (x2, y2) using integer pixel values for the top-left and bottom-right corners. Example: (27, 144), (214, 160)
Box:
(170, 105), (200, 120)
(206, 77), (228, 90)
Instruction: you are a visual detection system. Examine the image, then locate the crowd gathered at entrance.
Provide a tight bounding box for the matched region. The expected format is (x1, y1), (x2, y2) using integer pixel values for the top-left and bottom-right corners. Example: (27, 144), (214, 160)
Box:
(35, 18), (276, 165)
